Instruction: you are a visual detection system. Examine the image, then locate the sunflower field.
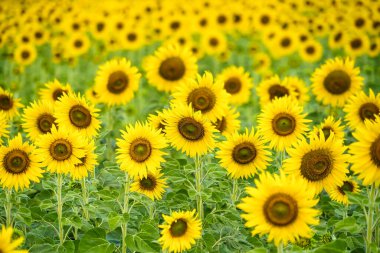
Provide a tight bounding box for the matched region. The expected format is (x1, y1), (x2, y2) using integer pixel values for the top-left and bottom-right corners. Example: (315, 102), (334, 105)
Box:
(0, 0), (380, 252)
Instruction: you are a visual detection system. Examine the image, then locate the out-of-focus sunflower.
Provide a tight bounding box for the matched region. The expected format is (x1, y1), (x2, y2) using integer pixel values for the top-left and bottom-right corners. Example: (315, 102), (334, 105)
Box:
(0, 134), (43, 191)
(256, 75), (296, 106)
(85, 87), (100, 105)
(116, 122), (167, 179)
(164, 104), (217, 157)
(0, 87), (23, 119)
(70, 140), (97, 180)
(144, 44), (198, 93)
(13, 43), (37, 66)
(39, 79), (73, 104)
(0, 226), (28, 253)
(131, 170), (167, 200)
(0, 112), (9, 144)
(344, 32), (370, 58)
(216, 66), (252, 105)
(282, 76), (309, 105)
(271, 30), (299, 58)
(200, 30), (228, 56)
(328, 29), (346, 49)
(159, 210), (201, 253)
(252, 52), (271, 75)
(253, 8), (275, 31)
(121, 25), (146, 51)
(172, 72), (229, 121)
(258, 96), (310, 151)
(22, 100), (56, 141)
(36, 125), (86, 174)
(284, 131), (349, 193)
(299, 40), (323, 63)
(310, 116), (345, 141)
(344, 89), (380, 130)
(147, 108), (170, 134)
(64, 32), (90, 58)
(238, 173), (319, 246)
(94, 58), (141, 106)
(326, 178), (360, 205)
(212, 106), (240, 136)
(216, 128), (271, 179)
(350, 118), (380, 185)
(54, 93), (100, 138)
(311, 57), (363, 107)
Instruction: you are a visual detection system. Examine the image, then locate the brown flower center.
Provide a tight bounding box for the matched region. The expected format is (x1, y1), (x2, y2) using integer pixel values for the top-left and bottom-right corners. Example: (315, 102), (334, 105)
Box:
(232, 142), (256, 164)
(4, 150), (30, 174)
(129, 138), (152, 163)
(359, 103), (379, 122)
(52, 88), (67, 101)
(139, 175), (157, 190)
(74, 40), (83, 48)
(170, 219), (188, 237)
(69, 105), (92, 128)
(224, 77), (242, 94)
(300, 149), (332, 181)
(75, 156), (87, 167)
(264, 193), (298, 226)
(322, 126), (332, 139)
(272, 113), (296, 136)
(213, 117), (226, 133)
(107, 71), (129, 94)
(37, 113), (56, 133)
(21, 50), (30, 59)
(159, 57), (186, 81)
(0, 95), (13, 110)
(209, 38), (219, 46)
(281, 38), (291, 47)
(187, 87), (216, 113)
(127, 33), (137, 42)
(370, 136), (380, 167)
(178, 117), (204, 141)
(306, 46), (315, 54)
(268, 84), (289, 100)
(338, 181), (354, 195)
(350, 38), (362, 49)
(261, 15), (270, 24)
(323, 70), (351, 95)
(49, 139), (72, 161)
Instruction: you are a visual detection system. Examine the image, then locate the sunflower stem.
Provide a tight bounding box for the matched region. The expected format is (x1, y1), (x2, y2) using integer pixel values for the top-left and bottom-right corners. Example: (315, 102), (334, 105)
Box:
(365, 184), (376, 253)
(231, 179), (239, 204)
(4, 188), (12, 227)
(149, 201), (155, 220)
(277, 242), (284, 253)
(106, 106), (115, 161)
(121, 172), (130, 253)
(81, 177), (90, 221)
(57, 173), (64, 245)
(195, 155), (204, 221)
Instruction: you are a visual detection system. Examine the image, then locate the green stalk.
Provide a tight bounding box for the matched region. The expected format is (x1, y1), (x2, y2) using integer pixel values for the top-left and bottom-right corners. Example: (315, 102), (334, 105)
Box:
(5, 188), (12, 227)
(365, 184), (376, 253)
(277, 242), (284, 253)
(121, 172), (130, 253)
(57, 173), (64, 245)
(231, 179), (239, 204)
(195, 155), (204, 220)
(81, 177), (90, 221)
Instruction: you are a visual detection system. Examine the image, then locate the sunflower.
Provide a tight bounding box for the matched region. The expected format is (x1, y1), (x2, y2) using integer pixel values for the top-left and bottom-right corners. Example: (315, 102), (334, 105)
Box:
(147, 108), (170, 133)
(344, 32), (370, 58)
(258, 97), (310, 151)
(368, 38), (380, 58)
(172, 72), (229, 121)
(85, 87), (100, 105)
(22, 100), (56, 141)
(211, 106), (240, 136)
(116, 122), (167, 179)
(36, 125), (86, 174)
(238, 172), (319, 246)
(164, 104), (217, 157)
(326, 178), (360, 205)
(310, 116), (345, 141)
(159, 209), (202, 253)
(328, 29), (346, 49)
(70, 140), (97, 180)
(39, 79), (73, 104)
(282, 76), (310, 105)
(256, 75), (296, 106)
(216, 128), (271, 179)
(350, 118), (380, 185)
(130, 170), (167, 200)
(201, 30), (228, 56)
(311, 57), (363, 107)
(144, 44), (198, 93)
(0, 88), (23, 119)
(94, 58), (141, 106)
(299, 40), (323, 63)
(0, 112), (9, 144)
(64, 32), (90, 58)
(0, 134), (44, 191)
(216, 66), (252, 105)
(283, 131), (349, 194)
(121, 25), (146, 51)
(252, 52), (271, 75)
(253, 8), (275, 31)
(54, 93), (100, 138)
(13, 43), (37, 66)
(0, 226), (28, 253)
(271, 30), (299, 58)
(344, 89), (380, 130)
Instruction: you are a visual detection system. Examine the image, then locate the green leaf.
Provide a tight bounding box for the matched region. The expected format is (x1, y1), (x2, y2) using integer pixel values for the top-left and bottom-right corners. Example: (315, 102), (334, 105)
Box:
(29, 243), (56, 253)
(334, 217), (361, 234)
(313, 239), (347, 253)
(246, 248), (268, 253)
(125, 234), (155, 253)
(78, 228), (116, 253)
(108, 212), (122, 231)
